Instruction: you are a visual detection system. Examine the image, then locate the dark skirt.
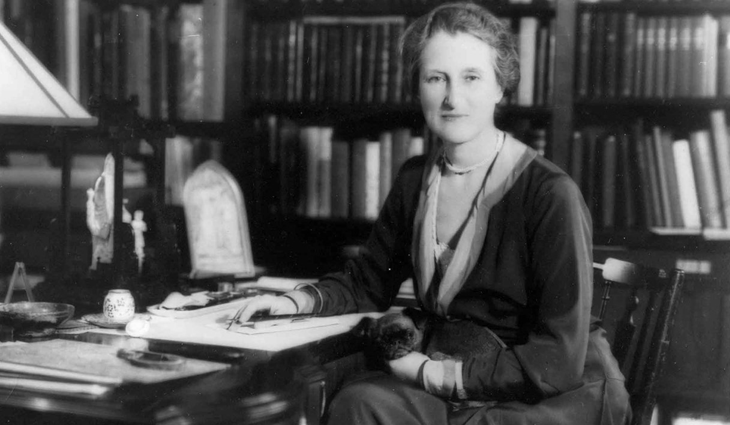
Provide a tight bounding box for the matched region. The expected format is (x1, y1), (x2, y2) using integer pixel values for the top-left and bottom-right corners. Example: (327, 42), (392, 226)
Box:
(327, 326), (631, 425)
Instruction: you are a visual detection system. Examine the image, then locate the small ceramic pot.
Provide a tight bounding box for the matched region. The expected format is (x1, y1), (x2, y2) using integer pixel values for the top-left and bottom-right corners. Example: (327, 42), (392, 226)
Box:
(103, 289), (135, 323)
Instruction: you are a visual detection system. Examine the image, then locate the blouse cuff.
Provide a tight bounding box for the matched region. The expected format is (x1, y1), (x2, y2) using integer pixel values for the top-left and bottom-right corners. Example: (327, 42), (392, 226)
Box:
(293, 283), (323, 314)
(422, 359), (457, 399)
(282, 290), (316, 314)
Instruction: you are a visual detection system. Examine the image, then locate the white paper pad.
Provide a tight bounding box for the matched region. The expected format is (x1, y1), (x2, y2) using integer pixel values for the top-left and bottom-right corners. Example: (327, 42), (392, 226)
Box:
(87, 305), (398, 352)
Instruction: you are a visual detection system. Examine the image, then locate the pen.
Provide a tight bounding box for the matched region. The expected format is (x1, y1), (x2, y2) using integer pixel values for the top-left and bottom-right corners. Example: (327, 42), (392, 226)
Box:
(226, 313), (315, 329)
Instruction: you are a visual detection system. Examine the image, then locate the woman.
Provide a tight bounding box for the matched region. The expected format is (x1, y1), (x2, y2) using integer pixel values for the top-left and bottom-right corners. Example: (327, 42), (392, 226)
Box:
(233, 3), (631, 424)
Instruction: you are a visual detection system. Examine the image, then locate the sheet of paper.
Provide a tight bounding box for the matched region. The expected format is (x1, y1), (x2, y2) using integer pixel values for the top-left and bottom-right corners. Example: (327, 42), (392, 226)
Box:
(87, 306), (399, 352)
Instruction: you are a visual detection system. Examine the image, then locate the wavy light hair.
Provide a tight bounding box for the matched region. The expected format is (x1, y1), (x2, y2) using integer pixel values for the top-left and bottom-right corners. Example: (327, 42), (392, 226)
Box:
(400, 2), (520, 98)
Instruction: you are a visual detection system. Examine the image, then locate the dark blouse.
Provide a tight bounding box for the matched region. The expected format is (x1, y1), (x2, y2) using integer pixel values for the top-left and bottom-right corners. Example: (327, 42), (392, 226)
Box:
(303, 151), (629, 421)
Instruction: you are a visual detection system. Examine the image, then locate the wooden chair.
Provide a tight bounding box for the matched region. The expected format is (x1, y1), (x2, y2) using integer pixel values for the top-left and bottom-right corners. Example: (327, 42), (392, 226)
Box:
(593, 258), (685, 425)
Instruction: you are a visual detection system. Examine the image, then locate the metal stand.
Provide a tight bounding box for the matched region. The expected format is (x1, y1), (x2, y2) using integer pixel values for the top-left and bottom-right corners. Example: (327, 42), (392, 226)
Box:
(3, 262), (34, 303)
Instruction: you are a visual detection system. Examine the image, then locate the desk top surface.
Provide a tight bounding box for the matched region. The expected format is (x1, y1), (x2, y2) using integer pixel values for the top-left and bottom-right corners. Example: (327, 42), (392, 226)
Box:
(0, 308), (390, 424)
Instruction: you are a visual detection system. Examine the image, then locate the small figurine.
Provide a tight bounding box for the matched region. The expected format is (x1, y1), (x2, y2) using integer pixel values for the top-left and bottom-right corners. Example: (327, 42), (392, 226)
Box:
(86, 169), (113, 271)
(131, 210), (147, 274)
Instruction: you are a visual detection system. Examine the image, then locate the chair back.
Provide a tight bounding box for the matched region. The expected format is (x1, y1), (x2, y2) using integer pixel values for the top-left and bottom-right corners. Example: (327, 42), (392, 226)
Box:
(593, 258), (684, 425)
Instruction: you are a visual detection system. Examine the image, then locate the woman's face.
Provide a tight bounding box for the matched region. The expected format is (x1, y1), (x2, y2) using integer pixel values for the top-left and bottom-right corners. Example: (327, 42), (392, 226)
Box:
(418, 30), (503, 146)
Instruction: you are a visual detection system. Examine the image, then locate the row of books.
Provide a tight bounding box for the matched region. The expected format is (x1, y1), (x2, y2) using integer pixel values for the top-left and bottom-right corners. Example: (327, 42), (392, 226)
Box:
(576, 12), (729, 99)
(243, 15), (556, 107)
(569, 110), (730, 235)
(257, 115), (430, 220)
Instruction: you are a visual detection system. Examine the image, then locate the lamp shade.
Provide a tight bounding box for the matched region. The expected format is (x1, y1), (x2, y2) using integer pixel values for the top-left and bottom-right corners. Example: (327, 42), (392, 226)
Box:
(0, 21), (97, 127)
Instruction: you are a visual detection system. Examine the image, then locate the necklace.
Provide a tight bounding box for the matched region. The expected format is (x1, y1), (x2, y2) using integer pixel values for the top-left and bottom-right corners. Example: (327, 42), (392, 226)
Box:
(443, 132), (504, 175)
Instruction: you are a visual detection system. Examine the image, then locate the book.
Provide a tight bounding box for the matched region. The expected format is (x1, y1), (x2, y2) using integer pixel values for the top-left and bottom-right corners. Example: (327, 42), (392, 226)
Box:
(377, 23), (391, 103)
(617, 132), (638, 229)
(590, 12), (606, 98)
(299, 126), (321, 218)
(362, 24), (378, 103)
(581, 126), (603, 219)
(689, 130), (724, 229)
(326, 24), (342, 102)
(677, 16), (693, 98)
(665, 17), (679, 98)
(709, 110), (730, 228)
(719, 16), (730, 97)
(316, 25), (329, 103)
(633, 17), (646, 97)
(331, 138), (350, 218)
(351, 138), (380, 220)
(576, 11), (592, 98)
(517, 16), (538, 105)
(533, 19), (549, 106)
(600, 134), (618, 228)
(294, 20), (305, 102)
(352, 25), (365, 102)
(620, 12), (637, 98)
(278, 118), (300, 215)
(318, 127), (333, 218)
(303, 22), (318, 103)
(546, 18), (557, 105)
(672, 139), (702, 229)
(288, 20), (300, 102)
(379, 131), (393, 208)
(644, 130), (667, 226)
(654, 17), (668, 99)
(656, 127), (684, 228)
(604, 12), (620, 98)
(642, 17), (657, 98)
(389, 21), (405, 104)
(340, 24), (355, 103)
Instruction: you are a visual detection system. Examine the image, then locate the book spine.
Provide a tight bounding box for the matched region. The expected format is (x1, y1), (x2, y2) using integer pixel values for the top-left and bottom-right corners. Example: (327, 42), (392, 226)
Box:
(600, 134), (618, 228)
(576, 12), (591, 99)
(654, 17), (668, 99)
(533, 19), (549, 106)
(379, 131), (393, 208)
(620, 12), (637, 98)
(633, 17), (646, 98)
(709, 109), (730, 228)
(719, 16), (730, 97)
(677, 16), (693, 97)
(330, 138), (350, 218)
(377, 23), (390, 104)
(590, 12), (606, 98)
(318, 127), (333, 218)
(351, 139), (380, 220)
(299, 126), (321, 218)
(665, 17), (679, 98)
(517, 17), (538, 105)
(604, 12), (620, 98)
(617, 133), (638, 229)
(690, 129), (725, 229)
(672, 139), (702, 229)
(389, 21), (405, 104)
(642, 17), (656, 98)
(340, 24), (354, 103)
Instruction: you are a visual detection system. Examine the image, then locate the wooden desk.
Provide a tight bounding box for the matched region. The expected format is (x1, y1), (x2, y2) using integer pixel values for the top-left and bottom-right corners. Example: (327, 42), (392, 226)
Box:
(0, 317), (371, 425)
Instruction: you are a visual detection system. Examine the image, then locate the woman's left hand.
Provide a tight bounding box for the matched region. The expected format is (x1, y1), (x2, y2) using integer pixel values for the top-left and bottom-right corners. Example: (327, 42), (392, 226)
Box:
(388, 351), (430, 384)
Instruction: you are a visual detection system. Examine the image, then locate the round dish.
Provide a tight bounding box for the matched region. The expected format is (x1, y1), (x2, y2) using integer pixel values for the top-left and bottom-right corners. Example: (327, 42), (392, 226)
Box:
(81, 313), (150, 329)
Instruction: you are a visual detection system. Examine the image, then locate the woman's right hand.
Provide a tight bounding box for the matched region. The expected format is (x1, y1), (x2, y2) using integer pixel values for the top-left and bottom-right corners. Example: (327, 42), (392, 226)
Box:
(229, 294), (298, 326)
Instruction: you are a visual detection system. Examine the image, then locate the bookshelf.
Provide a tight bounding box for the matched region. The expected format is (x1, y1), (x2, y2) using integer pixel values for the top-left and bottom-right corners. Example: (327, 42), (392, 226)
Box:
(569, 0), (730, 418)
(238, 0), (560, 272)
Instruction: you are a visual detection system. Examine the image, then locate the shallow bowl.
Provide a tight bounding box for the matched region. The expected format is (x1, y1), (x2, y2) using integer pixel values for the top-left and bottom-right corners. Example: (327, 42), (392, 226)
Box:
(0, 302), (75, 337)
